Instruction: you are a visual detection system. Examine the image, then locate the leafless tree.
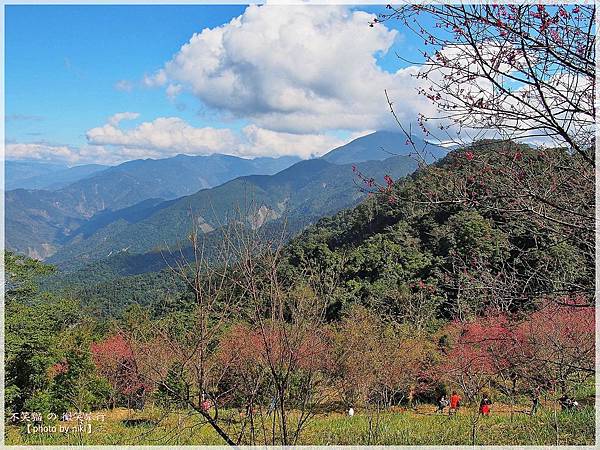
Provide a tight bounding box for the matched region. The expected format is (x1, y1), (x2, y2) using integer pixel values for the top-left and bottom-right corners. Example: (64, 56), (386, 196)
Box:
(116, 206), (338, 445)
(225, 219), (338, 445)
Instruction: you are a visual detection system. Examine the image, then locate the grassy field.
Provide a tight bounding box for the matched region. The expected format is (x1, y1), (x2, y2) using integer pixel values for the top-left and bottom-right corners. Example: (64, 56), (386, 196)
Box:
(5, 402), (595, 446)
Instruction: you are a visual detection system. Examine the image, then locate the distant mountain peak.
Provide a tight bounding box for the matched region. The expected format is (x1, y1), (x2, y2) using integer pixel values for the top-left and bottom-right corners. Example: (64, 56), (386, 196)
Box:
(322, 130), (445, 165)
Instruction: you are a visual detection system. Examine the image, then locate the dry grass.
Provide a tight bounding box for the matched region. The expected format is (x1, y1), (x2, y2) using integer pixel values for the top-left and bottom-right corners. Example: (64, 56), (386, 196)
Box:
(5, 403), (594, 446)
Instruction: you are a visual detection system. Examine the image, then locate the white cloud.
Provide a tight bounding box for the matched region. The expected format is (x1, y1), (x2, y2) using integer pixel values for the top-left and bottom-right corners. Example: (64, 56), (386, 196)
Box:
(144, 5), (435, 135)
(107, 112), (140, 126)
(143, 70), (167, 87)
(5, 143), (77, 163)
(86, 116), (239, 156)
(238, 125), (349, 158)
(85, 114), (361, 160)
(166, 84), (183, 99)
(3, 142), (154, 166)
(114, 79), (134, 92)
(7, 114), (368, 165)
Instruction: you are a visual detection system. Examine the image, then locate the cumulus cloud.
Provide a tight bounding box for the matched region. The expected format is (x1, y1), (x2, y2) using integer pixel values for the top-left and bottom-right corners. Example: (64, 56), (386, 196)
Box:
(86, 114), (357, 160)
(7, 112), (366, 165)
(238, 125), (349, 158)
(144, 5), (435, 134)
(86, 116), (238, 155)
(4, 142), (147, 165)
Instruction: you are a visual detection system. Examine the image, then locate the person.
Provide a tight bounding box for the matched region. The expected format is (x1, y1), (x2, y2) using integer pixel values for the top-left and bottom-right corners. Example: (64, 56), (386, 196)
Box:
(530, 387), (541, 415)
(559, 394), (573, 411)
(449, 391), (461, 415)
(132, 386), (146, 411)
(436, 395), (449, 413)
(479, 395), (492, 416)
(559, 394), (579, 411)
(408, 386), (417, 410)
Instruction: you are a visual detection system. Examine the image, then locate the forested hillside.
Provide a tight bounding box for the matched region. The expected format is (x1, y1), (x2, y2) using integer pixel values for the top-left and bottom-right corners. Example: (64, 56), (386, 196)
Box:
(283, 140), (593, 321)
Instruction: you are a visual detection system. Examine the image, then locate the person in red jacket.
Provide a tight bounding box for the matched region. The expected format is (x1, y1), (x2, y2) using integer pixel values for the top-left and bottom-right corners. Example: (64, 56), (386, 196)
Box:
(449, 391), (461, 415)
(479, 395), (492, 415)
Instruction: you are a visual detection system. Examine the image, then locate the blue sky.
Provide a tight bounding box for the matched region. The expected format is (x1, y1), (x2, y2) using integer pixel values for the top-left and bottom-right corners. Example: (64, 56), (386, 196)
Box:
(6, 6), (247, 144)
(5, 5), (431, 164)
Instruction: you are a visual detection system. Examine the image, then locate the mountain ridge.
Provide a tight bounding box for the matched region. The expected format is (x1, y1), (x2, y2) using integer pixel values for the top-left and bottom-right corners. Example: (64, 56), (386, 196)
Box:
(322, 130), (446, 165)
(6, 131), (437, 262)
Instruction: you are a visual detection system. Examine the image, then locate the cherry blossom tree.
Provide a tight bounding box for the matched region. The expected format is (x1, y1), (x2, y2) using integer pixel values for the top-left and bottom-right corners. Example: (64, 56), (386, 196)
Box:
(90, 333), (150, 410)
(439, 299), (594, 405)
(375, 4), (594, 162)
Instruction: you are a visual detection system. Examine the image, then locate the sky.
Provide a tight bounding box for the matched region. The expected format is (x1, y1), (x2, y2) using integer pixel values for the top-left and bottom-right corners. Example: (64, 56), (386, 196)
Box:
(5, 4), (434, 165)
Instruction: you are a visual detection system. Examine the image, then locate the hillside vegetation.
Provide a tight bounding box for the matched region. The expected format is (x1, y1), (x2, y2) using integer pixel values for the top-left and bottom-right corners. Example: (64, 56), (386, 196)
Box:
(5, 140), (594, 446)
(283, 140), (593, 321)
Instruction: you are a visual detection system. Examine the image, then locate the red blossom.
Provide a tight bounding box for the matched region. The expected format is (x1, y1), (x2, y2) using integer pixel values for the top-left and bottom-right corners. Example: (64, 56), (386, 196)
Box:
(436, 300), (594, 399)
(91, 334), (151, 396)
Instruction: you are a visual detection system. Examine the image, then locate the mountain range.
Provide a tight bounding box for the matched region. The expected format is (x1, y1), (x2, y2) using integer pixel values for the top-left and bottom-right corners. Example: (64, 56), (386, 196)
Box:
(5, 161), (108, 191)
(6, 131), (441, 266)
(47, 155), (418, 269)
(6, 153), (300, 259)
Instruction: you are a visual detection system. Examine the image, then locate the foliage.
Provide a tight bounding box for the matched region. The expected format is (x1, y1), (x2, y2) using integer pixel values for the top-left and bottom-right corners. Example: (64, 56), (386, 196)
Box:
(438, 301), (595, 401)
(4, 294), (80, 412)
(4, 251), (55, 302)
(90, 333), (150, 409)
(49, 326), (113, 414)
(284, 141), (594, 322)
(331, 306), (439, 407)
